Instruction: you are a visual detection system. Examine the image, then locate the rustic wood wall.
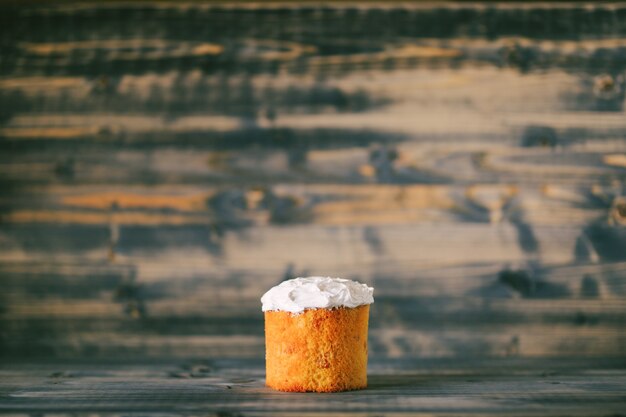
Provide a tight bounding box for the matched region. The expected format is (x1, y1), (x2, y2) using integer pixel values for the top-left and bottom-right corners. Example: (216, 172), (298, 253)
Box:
(1, 2), (625, 363)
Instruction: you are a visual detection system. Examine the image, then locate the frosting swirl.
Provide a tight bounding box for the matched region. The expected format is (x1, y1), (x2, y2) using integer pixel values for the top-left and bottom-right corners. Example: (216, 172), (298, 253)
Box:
(261, 276), (374, 314)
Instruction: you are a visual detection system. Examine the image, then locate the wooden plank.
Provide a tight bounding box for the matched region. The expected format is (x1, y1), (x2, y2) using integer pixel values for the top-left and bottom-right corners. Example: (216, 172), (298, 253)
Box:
(0, 359), (624, 415)
(2, 322), (625, 360)
(2, 257), (626, 359)
(3, 3), (626, 77)
(1, 68), (623, 131)
(0, 184), (607, 226)
(0, 222), (595, 275)
(0, 183), (621, 227)
(2, 144), (625, 186)
(4, 257), (626, 301)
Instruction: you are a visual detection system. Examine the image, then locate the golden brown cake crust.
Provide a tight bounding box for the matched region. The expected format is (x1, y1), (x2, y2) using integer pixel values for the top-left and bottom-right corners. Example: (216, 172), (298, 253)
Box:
(264, 305), (369, 393)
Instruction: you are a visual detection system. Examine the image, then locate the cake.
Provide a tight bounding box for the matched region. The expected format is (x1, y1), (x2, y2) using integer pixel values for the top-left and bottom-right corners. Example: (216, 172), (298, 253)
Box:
(261, 276), (374, 392)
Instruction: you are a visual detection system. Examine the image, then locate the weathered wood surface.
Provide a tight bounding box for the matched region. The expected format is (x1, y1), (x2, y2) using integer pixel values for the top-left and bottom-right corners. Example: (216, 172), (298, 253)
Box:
(1, 358), (625, 415)
(1, 2), (626, 414)
(1, 0), (625, 371)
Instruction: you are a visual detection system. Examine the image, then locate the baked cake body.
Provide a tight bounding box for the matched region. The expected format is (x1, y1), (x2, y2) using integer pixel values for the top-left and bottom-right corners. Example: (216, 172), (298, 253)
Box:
(265, 305), (369, 392)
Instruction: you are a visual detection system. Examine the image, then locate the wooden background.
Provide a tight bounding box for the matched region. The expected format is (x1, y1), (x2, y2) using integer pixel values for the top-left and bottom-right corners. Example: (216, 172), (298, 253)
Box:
(0, 2), (626, 417)
(0, 2), (625, 414)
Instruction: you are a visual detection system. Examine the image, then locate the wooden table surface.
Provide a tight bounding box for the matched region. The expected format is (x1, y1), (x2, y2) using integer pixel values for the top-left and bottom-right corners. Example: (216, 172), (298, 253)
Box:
(1, 1), (626, 415)
(2, 358), (625, 416)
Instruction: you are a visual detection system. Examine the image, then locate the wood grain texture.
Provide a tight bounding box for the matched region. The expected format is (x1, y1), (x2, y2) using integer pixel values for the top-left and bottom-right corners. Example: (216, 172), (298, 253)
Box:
(0, 359), (625, 415)
(0, 0), (625, 380)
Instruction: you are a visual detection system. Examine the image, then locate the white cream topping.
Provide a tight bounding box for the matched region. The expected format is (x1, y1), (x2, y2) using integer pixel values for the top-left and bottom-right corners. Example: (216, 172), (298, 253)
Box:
(261, 276), (374, 314)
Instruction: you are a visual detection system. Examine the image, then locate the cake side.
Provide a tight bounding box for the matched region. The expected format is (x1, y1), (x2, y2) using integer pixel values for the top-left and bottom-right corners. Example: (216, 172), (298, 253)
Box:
(265, 305), (370, 393)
